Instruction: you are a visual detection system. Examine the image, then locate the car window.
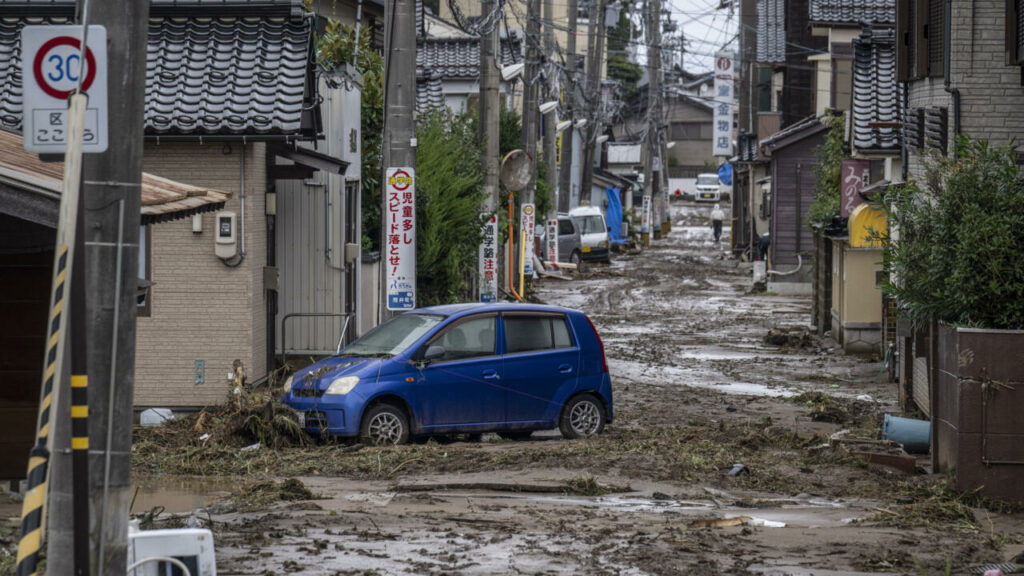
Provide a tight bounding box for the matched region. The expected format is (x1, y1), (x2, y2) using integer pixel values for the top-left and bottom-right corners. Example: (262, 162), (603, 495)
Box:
(505, 315), (575, 354)
(575, 215), (605, 235)
(558, 219), (575, 236)
(697, 176), (718, 187)
(342, 313), (444, 357)
(429, 316), (496, 362)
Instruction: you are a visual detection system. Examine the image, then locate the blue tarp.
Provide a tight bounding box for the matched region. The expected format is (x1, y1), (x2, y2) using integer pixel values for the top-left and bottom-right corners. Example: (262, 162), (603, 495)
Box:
(718, 163), (733, 186)
(606, 187), (624, 244)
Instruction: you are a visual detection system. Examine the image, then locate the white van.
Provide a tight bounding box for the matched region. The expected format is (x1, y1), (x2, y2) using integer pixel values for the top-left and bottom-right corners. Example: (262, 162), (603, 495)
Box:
(695, 173), (721, 202)
(569, 206), (611, 263)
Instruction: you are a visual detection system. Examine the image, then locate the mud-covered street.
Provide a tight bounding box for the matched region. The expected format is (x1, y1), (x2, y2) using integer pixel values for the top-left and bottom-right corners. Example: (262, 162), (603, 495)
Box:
(32, 203), (1021, 575)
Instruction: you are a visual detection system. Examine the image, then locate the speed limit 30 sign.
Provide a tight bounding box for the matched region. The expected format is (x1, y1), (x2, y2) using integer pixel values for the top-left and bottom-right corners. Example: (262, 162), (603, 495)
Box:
(21, 25), (108, 153)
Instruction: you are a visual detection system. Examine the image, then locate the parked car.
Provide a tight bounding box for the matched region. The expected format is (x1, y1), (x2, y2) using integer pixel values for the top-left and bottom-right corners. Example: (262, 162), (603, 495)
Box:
(281, 303), (613, 445)
(535, 214), (583, 267)
(569, 206), (611, 263)
(695, 173), (721, 202)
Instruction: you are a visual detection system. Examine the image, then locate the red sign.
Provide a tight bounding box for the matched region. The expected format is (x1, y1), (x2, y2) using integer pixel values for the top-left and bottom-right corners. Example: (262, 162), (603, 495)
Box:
(840, 158), (871, 218)
(33, 36), (97, 99)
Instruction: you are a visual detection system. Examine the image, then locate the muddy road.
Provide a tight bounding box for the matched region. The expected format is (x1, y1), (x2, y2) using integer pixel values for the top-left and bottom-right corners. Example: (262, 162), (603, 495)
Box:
(7, 203), (1018, 575)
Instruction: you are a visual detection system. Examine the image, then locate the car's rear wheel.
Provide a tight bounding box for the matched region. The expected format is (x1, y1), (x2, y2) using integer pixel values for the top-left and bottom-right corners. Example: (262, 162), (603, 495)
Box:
(559, 393), (606, 439)
(497, 430), (533, 441)
(570, 250), (582, 267)
(360, 403), (410, 446)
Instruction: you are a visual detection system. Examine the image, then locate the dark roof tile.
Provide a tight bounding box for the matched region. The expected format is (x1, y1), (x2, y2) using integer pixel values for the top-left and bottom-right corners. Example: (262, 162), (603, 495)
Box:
(809, 0), (895, 25)
(757, 0), (785, 63)
(852, 26), (900, 151)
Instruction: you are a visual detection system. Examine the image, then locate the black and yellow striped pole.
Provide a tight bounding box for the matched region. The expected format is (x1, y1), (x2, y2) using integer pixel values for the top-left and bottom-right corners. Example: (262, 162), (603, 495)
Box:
(16, 93), (89, 576)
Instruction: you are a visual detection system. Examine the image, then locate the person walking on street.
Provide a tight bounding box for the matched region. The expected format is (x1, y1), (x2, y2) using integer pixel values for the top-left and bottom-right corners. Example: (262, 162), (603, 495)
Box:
(710, 203), (725, 243)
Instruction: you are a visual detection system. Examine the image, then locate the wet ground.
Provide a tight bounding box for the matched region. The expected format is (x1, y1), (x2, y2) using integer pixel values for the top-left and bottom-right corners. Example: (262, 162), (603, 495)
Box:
(4, 203), (1021, 575)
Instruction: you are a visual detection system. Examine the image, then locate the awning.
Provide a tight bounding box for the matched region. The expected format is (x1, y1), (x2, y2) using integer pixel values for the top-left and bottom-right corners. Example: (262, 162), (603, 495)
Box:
(0, 130), (231, 227)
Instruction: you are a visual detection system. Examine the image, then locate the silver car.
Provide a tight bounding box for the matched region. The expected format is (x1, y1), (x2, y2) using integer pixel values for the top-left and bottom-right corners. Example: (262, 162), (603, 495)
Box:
(536, 214), (583, 267)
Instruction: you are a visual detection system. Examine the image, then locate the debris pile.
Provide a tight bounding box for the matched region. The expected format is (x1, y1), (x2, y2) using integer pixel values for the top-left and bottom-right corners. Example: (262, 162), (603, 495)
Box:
(764, 326), (812, 348)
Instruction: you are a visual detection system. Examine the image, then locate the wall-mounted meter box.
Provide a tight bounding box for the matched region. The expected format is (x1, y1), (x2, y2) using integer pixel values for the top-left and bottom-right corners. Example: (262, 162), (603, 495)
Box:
(215, 211), (237, 259)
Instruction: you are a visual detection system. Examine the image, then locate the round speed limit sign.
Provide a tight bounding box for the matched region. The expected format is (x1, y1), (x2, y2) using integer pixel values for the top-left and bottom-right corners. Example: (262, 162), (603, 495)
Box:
(33, 36), (98, 99)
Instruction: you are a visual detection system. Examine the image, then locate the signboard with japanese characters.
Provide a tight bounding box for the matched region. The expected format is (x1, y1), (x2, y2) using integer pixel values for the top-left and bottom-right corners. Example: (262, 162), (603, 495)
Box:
(713, 51), (735, 158)
(840, 158), (871, 217)
(478, 215), (498, 303)
(520, 203), (535, 276)
(385, 167), (415, 310)
(641, 194), (652, 235)
(546, 218), (558, 265)
(21, 25), (108, 153)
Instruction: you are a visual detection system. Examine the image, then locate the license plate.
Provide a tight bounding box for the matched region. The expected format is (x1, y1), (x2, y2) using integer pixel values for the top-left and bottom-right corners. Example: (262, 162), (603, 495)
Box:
(297, 411), (306, 427)
(701, 193), (713, 198)
(582, 246), (591, 253)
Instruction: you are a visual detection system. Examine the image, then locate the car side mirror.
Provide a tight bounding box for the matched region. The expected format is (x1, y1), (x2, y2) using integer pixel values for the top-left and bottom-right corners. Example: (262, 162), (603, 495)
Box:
(423, 345), (446, 364)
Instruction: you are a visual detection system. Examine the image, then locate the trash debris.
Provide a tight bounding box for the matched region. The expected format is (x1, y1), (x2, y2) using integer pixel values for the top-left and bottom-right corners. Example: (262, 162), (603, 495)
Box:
(198, 433), (210, 442)
(747, 518), (786, 528)
(689, 516), (752, 529)
(652, 492), (673, 501)
(856, 394), (874, 402)
(239, 442), (261, 453)
(140, 408), (174, 427)
(764, 326), (811, 348)
(727, 463), (749, 477)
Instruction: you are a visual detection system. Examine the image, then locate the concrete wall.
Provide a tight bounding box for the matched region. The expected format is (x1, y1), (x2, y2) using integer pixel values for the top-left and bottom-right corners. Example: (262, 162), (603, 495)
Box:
(907, 0), (1024, 181)
(136, 142), (266, 408)
(840, 248), (883, 353)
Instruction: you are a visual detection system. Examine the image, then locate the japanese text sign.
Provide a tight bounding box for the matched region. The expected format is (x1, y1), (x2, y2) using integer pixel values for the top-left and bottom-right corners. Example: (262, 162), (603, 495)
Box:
(385, 167), (415, 310)
(713, 52), (735, 157)
(546, 219), (559, 265)
(641, 194), (652, 235)
(520, 203), (535, 276)
(840, 158), (871, 217)
(478, 215), (498, 302)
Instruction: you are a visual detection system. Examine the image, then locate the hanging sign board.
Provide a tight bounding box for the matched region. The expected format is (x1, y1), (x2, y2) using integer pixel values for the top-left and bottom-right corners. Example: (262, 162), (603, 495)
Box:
(385, 167), (415, 310)
(21, 25), (108, 153)
(478, 215), (498, 303)
(546, 219), (559, 265)
(520, 203), (535, 276)
(840, 158), (871, 217)
(712, 51), (735, 157)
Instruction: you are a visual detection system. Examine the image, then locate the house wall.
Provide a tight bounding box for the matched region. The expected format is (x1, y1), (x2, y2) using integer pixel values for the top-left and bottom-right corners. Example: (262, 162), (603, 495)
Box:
(666, 99), (714, 167)
(840, 248), (883, 353)
(769, 133), (822, 273)
(136, 142), (267, 408)
(907, 0), (1024, 181)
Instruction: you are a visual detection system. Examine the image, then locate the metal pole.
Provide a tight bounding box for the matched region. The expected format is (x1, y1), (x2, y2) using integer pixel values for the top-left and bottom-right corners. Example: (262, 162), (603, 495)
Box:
(580, 0), (607, 204)
(81, 1), (147, 573)
(380, 0), (417, 320)
(557, 0), (577, 213)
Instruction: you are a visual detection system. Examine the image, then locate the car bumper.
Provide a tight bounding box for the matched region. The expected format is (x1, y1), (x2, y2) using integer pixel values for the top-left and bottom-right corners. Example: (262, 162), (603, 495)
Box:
(283, 395), (358, 437)
(695, 192), (720, 202)
(580, 247), (610, 261)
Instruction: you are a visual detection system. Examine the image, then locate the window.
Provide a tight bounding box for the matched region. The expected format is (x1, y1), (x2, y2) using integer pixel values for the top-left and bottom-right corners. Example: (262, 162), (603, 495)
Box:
(428, 316), (496, 362)
(574, 215), (605, 235)
(897, 0), (945, 80)
(137, 225), (151, 317)
(504, 315), (574, 354)
(927, 0), (944, 78)
(669, 122), (713, 141)
(558, 218), (575, 236)
(1004, 0), (1024, 65)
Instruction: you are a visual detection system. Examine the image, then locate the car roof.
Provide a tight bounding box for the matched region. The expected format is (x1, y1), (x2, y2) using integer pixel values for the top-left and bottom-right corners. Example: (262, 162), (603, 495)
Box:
(569, 206), (602, 215)
(408, 302), (579, 318)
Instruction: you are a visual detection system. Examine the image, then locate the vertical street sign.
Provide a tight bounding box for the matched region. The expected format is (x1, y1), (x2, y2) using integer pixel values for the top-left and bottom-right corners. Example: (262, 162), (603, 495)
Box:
(478, 215), (498, 302)
(385, 167), (415, 310)
(840, 158), (871, 217)
(641, 194), (652, 240)
(21, 25), (108, 154)
(713, 51), (735, 158)
(520, 203), (536, 275)
(546, 218), (559, 265)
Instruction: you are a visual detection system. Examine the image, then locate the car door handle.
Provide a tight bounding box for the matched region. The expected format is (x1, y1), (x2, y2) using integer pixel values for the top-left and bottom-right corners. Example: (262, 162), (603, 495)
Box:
(558, 364), (573, 374)
(482, 369), (500, 380)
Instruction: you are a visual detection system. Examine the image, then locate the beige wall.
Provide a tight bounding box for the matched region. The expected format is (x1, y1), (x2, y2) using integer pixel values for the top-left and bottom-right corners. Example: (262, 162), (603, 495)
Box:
(136, 142), (267, 408)
(841, 248), (882, 324)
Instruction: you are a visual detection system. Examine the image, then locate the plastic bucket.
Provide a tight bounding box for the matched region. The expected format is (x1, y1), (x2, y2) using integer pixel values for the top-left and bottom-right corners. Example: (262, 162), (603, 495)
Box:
(882, 414), (931, 454)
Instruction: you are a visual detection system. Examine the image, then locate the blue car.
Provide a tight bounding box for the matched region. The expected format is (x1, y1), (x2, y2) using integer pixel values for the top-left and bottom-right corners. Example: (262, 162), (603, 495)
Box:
(281, 303), (613, 445)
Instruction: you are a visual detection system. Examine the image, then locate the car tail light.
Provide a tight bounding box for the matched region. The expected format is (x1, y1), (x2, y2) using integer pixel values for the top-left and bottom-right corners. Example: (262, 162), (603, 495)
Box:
(584, 314), (608, 373)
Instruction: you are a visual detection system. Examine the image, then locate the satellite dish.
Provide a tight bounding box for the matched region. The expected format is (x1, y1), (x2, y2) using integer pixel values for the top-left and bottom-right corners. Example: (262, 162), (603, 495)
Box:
(500, 149), (533, 192)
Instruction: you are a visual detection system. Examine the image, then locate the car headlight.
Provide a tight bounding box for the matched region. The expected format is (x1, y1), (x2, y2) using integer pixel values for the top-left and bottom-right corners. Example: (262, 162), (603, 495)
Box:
(283, 375), (294, 393)
(326, 375), (359, 395)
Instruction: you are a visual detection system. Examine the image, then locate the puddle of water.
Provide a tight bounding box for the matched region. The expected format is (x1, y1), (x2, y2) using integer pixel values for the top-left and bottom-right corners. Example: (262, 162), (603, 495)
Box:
(436, 492), (715, 514)
(131, 476), (240, 515)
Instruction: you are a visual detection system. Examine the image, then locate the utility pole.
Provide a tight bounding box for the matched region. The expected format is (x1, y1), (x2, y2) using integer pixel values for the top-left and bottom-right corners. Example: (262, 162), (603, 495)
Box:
(644, 0), (663, 237)
(480, 0), (501, 294)
(580, 0), (607, 205)
(81, 0), (147, 574)
(381, 0), (417, 319)
(542, 0), (557, 217)
(557, 0), (577, 213)
(521, 0), (541, 206)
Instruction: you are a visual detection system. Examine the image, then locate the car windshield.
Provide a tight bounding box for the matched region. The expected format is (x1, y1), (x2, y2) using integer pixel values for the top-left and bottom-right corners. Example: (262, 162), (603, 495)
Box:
(575, 215), (606, 235)
(339, 313), (444, 357)
(697, 176), (718, 187)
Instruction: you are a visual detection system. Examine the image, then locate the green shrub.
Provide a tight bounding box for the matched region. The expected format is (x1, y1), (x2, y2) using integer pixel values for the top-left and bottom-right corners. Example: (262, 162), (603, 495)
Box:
(882, 137), (1024, 329)
(807, 113), (847, 228)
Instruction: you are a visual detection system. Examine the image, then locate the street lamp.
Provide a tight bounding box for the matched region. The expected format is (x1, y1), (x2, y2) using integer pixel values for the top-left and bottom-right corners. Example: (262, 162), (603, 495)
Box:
(539, 101), (558, 115)
(666, 141), (676, 149)
(501, 63), (524, 81)
(595, 135), (609, 144)
(556, 120), (572, 132)
(574, 118), (588, 129)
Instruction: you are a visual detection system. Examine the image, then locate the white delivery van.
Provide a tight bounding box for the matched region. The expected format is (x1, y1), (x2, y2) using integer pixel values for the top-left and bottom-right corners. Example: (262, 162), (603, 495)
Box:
(569, 206), (611, 263)
(695, 173), (721, 202)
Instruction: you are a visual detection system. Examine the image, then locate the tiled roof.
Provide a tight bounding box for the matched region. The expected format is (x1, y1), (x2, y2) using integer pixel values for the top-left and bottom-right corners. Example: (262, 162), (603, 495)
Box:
(0, 0), (302, 17)
(0, 129), (231, 225)
(0, 0), (317, 138)
(738, 133), (759, 162)
(808, 0), (895, 25)
(760, 114), (826, 149)
(757, 0), (785, 63)
(416, 70), (445, 114)
(852, 26), (900, 152)
(415, 33), (521, 112)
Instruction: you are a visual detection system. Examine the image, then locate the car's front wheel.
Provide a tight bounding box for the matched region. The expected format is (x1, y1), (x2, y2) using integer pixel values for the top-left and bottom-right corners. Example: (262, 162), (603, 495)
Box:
(559, 393), (606, 439)
(360, 403), (410, 446)
(569, 250), (582, 267)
